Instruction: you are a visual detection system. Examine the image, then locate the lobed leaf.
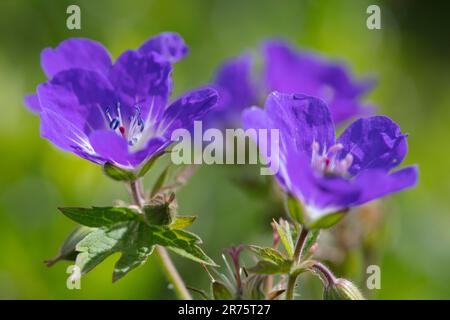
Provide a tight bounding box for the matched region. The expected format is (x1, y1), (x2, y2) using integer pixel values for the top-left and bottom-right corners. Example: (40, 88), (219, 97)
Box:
(59, 206), (140, 228)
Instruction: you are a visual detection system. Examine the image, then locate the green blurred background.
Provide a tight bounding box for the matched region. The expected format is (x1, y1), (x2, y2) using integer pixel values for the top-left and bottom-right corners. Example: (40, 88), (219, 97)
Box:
(0, 0), (449, 299)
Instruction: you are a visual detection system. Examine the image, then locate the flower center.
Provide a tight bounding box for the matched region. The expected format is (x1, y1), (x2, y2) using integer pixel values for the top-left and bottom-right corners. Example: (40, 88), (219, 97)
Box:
(104, 103), (144, 146)
(311, 141), (353, 177)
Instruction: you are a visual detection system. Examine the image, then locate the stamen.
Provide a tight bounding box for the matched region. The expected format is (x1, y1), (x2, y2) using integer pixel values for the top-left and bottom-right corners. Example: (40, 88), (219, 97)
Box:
(102, 102), (145, 147)
(310, 141), (353, 177)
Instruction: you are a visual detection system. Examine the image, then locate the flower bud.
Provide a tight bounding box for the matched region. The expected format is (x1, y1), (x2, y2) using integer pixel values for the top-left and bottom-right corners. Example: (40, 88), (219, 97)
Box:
(143, 195), (176, 226)
(323, 278), (365, 300)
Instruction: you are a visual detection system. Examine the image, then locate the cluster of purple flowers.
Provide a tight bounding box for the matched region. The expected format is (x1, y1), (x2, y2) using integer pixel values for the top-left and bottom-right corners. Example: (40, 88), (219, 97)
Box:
(25, 33), (218, 169)
(25, 32), (417, 226)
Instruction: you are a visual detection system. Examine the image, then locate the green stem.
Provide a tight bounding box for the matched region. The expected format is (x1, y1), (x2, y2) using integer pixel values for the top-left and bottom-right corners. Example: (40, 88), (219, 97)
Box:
(155, 245), (193, 300)
(129, 180), (192, 300)
(286, 226), (309, 300)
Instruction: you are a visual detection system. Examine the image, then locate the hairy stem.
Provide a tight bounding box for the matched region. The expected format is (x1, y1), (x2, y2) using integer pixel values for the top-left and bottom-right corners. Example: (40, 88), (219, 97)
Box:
(309, 261), (337, 286)
(129, 180), (142, 207)
(129, 180), (192, 300)
(286, 226), (309, 300)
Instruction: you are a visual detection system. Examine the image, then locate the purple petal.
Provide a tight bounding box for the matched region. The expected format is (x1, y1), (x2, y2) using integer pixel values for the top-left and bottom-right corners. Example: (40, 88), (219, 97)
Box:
(242, 106), (289, 187)
(264, 92), (335, 159)
(214, 54), (257, 113)
(24, 93), (41, 113)
(139, 32), (188, 63)
(157, 87), (219, 138)
(263, 40), (375, 124)
(130, 136), (171, 166)
(37, 69), (116, 133)
(352, 166), (418, 206)
(40, 109), (101, 163)
(336, 116), (408, 176)
(109, 50), (172, 125)
(286, 148), (361, 214)
(41, 38), (112, 78)
(89, 130), (131, 167)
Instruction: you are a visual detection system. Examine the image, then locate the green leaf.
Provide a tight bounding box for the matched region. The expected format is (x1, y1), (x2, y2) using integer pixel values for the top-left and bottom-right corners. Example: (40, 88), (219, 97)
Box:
(59, 206), (140, 227)
(212, 281), (233, 300)
(170, 216), (196, 230)
(148, 225), (216, 266)
(103, 162), (136, 181)
(301, 229), (320, 259)
(150, 166), (170, 197)
(75, 221), (154, 282)
(247, 260), (292, 275)
(248, 245), (287, 265)
(70, 211), (215, 281)
(137, 152), (166, 177)
(45, 226), (94, 267)
(273, 220), (294, 257)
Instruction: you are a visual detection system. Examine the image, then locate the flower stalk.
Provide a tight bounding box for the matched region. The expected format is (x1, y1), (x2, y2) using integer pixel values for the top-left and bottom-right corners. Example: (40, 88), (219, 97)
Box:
(286, 226), (309, 300)
(129, 180), (192, 300)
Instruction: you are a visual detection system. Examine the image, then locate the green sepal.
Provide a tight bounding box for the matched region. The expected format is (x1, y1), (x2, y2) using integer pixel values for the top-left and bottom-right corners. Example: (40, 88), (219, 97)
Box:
(103, 162), (136, 181)
(137, 152), (166, 178)
(286, 194), (304, 224)
(307, 211), (346, 229)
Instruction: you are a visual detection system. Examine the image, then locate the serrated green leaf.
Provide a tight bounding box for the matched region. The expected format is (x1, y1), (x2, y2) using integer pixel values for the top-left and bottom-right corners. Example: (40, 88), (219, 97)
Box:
(75, 221), (154, 282)
(248, 260), (292, 275)
(273, 220), (294, 257)
(137, 152), (166, 177)
(45, 226), (94, 267)
(149, 225), (216, 266)
(248, 245), (287, 265)
(103, 162), (136, 181)
(59, 206), (140, 227)
(212, 281), (233, 300)
(72, 215), (215, 281)
(170, 216), (196, 230)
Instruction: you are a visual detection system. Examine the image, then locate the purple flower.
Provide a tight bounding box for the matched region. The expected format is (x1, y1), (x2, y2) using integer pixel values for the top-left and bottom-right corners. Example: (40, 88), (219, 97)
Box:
(209, 39), (375, 128)
(243, 92), (418, 225)
(24, 33), (218, 169)
(204, 54), (257, 129)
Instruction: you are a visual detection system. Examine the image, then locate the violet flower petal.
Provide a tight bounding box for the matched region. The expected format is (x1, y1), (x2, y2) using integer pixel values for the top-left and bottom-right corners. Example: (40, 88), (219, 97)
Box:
(139, 32), (188, 64)
(264, 92), (335, 159)
(108, 50), (172, 124)
(336, 116), (408, 176)
(37, 69), (116, 133)
(158, 87), (219, 138)
(352, 166), (419, 206)
(263, 40), (375, 124)
(40, 38), (112, 78)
